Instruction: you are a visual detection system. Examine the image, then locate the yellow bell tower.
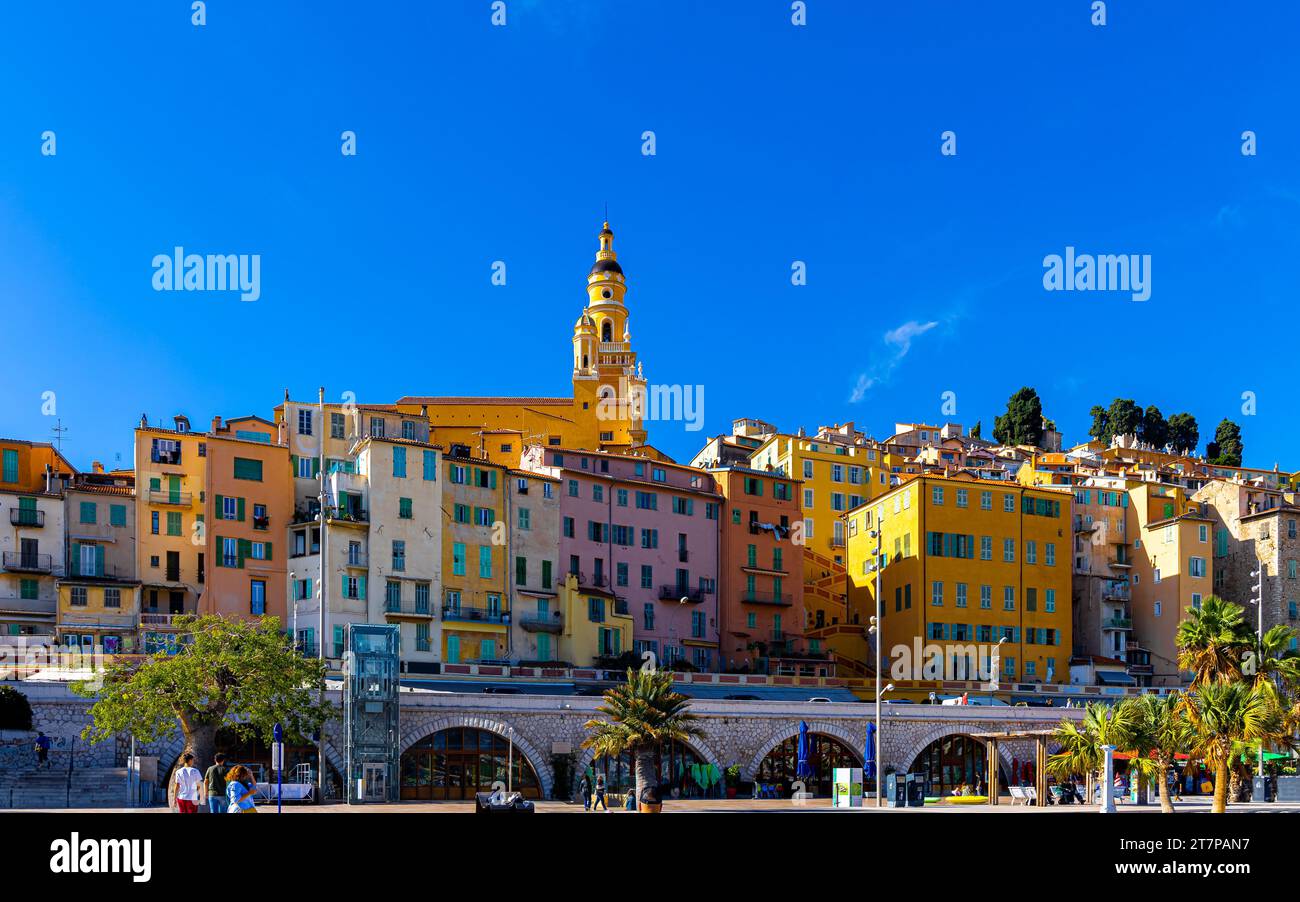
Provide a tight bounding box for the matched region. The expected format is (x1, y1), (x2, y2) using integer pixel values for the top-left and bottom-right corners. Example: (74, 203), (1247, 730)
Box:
(572, 221), (647, 448)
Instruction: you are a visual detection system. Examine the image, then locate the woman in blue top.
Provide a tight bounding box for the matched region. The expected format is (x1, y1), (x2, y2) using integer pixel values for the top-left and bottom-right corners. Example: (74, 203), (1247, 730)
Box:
(225, 765), (259, 814)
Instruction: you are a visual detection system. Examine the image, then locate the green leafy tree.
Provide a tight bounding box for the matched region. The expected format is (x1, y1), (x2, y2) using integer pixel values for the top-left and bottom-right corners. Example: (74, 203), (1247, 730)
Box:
(76, 615), (331, 774)
(1119, 692), (1193, 813)
(1166, 413), (1200, 455)
(970, 420), (982, 440)
(992, 387), (1044, 447)
(1105, 398), (1142, 440)
(0, 685), (33, 731)
(582, 669), (704, 810)
(1185, 681), (1285, 813)
(1207, 419), (1244, 466)
(1175, 596), (1253, 688)
(1088, 405), (1110, 443)
(1139, 405), (1169, 449)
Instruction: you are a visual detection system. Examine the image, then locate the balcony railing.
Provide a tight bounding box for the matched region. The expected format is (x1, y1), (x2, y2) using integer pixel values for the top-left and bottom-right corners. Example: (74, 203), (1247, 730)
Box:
(66, 563), (126, 580)
(145, 489), (192, 506)
(741, 590), (792, 606)
(2, 552), (53, 574)
(442, 605), (509, 624)
(345, 552), (368, 568)
(519, 614), (564, 633)
(10, 509), (44, 527)
(0, 595), (57, 616)
(140, 610), (193, 628)
(1103, 617), (1133, 630)
(384, 598), (434, 618)
(325, 505), (368, 524)
(659, 585), (706, 603)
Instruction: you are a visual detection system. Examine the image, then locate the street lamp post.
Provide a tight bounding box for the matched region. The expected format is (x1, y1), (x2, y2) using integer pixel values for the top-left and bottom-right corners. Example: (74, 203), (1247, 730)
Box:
(869, 513), (885, 807)
(1249, 565), (1266, 794)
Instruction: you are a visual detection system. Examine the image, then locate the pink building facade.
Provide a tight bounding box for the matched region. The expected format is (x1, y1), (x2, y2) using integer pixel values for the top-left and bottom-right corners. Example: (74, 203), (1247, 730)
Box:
(521, 445), (721, 671)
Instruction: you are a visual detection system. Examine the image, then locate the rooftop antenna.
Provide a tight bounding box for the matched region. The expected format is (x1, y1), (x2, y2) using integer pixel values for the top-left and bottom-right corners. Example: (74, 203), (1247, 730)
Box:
(50, 418), (69, 454)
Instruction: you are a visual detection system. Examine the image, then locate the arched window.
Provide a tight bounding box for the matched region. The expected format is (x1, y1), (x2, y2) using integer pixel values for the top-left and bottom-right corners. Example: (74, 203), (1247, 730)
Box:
(909, 734), (1002, 796)
(756, 733), (861, 798)
(601, 320), (613, 342)
(400, 727), (542, 800)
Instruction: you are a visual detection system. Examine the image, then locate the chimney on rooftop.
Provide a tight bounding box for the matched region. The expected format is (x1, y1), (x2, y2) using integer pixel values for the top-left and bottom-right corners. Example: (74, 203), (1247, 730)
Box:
(211, 416), (222, 434)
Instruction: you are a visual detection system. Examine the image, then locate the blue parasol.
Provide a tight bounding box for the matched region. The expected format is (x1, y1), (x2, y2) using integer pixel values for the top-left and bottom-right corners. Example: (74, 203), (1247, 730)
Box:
(865, 720), (877, 780)
(796, 721), (813, 780)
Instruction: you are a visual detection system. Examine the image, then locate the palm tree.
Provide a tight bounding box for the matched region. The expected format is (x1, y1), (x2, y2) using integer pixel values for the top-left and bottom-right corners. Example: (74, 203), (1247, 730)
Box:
(1119, 692), (1192, 813)
(582, 668), (704, 811)
(1175, 595), (1253, 687)
(1047, 702), (1136, 799)
(1185, 680), (1285, 813)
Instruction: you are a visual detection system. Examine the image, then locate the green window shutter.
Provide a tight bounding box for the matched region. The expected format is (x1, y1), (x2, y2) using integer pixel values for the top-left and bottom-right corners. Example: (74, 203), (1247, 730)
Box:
(312, 459), (320, 477)
(214, 495), (224, 520)
(489, 470), (497, 490)
(264, 542), (272, 561)
(237, 539), (251, 568)
(150, 477), (161, 492)
(94, 544), (105, 577)
(290, 454), (299, 474)
(71, 541), (81, 577)
(341, 575), (349, 597)
(236, 498), (246, 521)
(358, 576), (367, 600)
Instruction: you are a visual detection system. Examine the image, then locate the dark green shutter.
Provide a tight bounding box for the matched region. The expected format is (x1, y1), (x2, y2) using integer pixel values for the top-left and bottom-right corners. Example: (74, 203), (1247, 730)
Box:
(236, 498), (245, 521)
(214, 495), (224, 520)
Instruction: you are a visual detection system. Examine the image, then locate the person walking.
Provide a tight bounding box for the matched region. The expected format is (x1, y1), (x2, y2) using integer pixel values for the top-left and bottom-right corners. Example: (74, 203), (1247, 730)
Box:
(578, 774), (591, 811)
(172, 753), (203, 814)
(33, 731), (51, 770)
(225, 765), (259, 814)
(204, 753), (228, 814)
(593, 773), (608, 812)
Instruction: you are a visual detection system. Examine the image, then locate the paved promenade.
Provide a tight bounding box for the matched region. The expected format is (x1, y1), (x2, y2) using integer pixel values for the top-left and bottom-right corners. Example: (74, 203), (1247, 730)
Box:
(7, 795), (1298, 814)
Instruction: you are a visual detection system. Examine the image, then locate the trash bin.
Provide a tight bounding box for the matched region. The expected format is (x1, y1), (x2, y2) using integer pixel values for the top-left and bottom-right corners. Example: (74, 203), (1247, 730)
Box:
(885, 773), (907, 808)
(905, 774), (926, 807)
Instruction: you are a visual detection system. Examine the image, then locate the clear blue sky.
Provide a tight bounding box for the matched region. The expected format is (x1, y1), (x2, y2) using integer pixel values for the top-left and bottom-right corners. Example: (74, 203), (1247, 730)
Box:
(2, 1), (1297, 470)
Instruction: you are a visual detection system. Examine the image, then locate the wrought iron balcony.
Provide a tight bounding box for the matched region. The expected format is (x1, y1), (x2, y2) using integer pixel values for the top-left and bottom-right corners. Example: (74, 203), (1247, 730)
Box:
(1103, 617), (1133, 630)
(145, 489), (192, 506)
(659, 585), (706, 603)
(442, 605), (509, 624)
(384, 598), (434, 618)
(10, 509), (44, 527)
(345, 552), (368, 568)
(325, 505), (368, 524)
(741, 590), (792, 606)
(66, 562), (126, 580)
(2, 552), (53, 574)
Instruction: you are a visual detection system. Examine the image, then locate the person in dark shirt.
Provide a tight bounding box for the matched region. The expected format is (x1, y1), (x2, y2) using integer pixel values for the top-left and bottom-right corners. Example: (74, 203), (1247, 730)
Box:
(34, 732), (51, 769)
(204, 753), (228, 815)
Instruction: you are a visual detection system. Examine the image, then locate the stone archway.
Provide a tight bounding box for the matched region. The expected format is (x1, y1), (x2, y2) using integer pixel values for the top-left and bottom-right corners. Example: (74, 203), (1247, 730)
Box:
(898, 723), (1018, 783)
(398, 712), (554, 798)
(570, 734), (722, 798)
(742, 720), (865, 781)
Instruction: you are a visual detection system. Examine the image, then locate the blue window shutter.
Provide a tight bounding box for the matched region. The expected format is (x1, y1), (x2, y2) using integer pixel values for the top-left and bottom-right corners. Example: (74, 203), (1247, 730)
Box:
(358, 576), (367, 600)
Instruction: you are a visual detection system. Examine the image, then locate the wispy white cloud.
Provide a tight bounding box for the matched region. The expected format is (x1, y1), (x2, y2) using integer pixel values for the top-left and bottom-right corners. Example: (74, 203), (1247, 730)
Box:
(849, 319), (938, 403)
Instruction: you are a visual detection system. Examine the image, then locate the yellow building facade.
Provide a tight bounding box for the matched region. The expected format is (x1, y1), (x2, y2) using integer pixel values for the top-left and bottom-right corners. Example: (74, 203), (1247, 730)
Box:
(845, 475), (1073, 686)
